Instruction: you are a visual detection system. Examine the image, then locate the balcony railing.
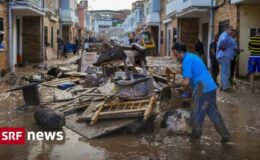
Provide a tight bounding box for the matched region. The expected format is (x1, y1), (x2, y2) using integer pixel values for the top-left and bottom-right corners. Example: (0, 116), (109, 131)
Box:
(182, 0), (211, 10)
(166, 0), (179, 16)
(146, 12), (160, 24)
(60, 9), (79, 24)
(231, 0), (260, 4)
(45, 0), (57, 13)
(166, 0), (211, 16)
(15, 0), (44, 8)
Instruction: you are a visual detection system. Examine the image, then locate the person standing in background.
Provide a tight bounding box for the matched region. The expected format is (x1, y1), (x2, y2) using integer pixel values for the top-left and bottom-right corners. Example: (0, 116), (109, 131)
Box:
(195, 38), (207, 65)
(230, 29), (244, 84)
(210, 34), (219, 85)
(248, 30), (260, 93)
(217, 26), (234, 92)
(57, 37), (64, 59)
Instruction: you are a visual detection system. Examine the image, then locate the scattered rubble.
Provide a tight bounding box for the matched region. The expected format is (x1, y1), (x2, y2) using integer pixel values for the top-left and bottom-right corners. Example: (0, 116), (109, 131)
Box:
(4, 40), (192, 140)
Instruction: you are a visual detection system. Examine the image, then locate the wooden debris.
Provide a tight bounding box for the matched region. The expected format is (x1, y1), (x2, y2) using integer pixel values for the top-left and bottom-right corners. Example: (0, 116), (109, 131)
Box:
(41, 77), (80, 87)
(97, 81), (115, 95)
(90, 96), (157, 125)
(63, 72), (87, 77)
(66, 113), (138, 139)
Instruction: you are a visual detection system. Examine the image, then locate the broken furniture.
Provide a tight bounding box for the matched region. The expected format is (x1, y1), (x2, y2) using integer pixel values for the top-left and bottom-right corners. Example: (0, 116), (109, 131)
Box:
(90, 96), (157, 125)
(7, 83), (41, 109)
(115, 74), (155, 100)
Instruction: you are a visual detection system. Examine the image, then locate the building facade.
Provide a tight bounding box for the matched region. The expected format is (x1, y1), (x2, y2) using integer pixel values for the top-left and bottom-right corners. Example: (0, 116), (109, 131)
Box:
(0, 2), (8, 70)
(60, 0), (79, 43)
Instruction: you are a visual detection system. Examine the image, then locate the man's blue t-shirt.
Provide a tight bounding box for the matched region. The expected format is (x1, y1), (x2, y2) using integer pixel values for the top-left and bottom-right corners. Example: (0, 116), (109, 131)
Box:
(182, 53), (217, 93)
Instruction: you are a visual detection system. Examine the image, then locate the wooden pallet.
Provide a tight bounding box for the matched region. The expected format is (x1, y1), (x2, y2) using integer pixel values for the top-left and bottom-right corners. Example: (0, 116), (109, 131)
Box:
(90, 96), (157, 125)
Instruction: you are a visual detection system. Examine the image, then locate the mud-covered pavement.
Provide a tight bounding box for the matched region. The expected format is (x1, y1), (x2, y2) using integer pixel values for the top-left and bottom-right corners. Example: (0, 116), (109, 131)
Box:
(0, 65), (259, 160)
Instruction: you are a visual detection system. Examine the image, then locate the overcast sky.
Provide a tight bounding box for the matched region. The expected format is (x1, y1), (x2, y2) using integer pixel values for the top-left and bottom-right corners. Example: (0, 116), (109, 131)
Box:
(88, 0), (137, 10)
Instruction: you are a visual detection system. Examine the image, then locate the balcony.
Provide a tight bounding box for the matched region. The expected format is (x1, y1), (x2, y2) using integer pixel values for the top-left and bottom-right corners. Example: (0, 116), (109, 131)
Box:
(166, 0), (179, 17)
(60, 9), (79, 25)
(166, 0), (211, 17)
(146, 0), (160, 25)
(45, 0), (58, 15)
(231, 0), (260, 4)
(146, 12), (160, 25)
(182, 0), (211, 10)
(15, 0), (43, 8)
(12, 0), (45, 16)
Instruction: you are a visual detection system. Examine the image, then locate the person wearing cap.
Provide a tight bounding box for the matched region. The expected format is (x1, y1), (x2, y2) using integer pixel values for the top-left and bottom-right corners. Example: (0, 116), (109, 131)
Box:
(172, 42), (231, 143)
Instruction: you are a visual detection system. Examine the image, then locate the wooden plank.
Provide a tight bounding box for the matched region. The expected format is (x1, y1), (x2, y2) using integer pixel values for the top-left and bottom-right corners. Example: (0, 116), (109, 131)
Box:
(90, 104), (104, 125)
(77, 112), (144, 122)
(49, 88), (97, 110)
(66, 113), (138, 139)
(100, 109), (145, 115)
(41, 77), (80, 87)
(63, 72), (87, 77)
(143, 96), (156, 121)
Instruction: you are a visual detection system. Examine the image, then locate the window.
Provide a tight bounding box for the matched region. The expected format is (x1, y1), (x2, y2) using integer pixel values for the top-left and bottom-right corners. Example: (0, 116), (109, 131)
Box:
(250, 28), (260, 37)
(44, 26), (49, 47)
(160, 30), (164, 45)
(0, 18), (4, 51)
(51, 27), (54, 48)
(172, 28), (177, 43)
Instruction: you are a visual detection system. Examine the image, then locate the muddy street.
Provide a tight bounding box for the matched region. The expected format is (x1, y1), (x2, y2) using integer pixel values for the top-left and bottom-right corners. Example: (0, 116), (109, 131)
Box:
(0, 69), (259, 160)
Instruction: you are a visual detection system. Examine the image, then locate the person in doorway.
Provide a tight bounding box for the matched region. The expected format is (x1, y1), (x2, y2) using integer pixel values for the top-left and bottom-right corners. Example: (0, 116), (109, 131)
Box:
(248, 30), (260, 93)
(210, 34), (219, 85)
(230, 29), (244, 84)
(172, 42), (231, 144)
(0, 32), (4, 51)
(57, 37), (64, 59)
(74, 37), (79, 55)
(195, 38), (206, 65)
(217, 26), (234, 92)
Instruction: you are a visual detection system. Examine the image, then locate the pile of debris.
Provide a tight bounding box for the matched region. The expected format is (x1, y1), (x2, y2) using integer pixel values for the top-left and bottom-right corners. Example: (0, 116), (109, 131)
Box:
(6, 40), (192, 139)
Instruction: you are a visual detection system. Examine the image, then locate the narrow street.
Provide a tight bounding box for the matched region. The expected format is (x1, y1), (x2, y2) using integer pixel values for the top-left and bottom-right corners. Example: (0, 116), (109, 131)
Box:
(0, 0), (260, 160)
(0, 57), (259, 160)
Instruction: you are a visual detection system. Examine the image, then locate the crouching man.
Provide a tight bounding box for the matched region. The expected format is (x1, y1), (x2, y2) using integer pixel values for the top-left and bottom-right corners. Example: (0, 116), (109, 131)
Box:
(172, 42), (231, 144)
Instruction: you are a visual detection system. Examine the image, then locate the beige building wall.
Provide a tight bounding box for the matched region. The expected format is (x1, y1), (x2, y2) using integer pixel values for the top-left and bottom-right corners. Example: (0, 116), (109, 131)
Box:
(239, 5), (260, 76)
(44, 17), (60, 60)
(0, 3), (8, 70)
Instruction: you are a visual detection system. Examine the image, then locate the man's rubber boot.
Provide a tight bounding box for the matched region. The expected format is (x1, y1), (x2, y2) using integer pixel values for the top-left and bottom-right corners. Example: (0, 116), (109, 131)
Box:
(215, 124), (232, 144)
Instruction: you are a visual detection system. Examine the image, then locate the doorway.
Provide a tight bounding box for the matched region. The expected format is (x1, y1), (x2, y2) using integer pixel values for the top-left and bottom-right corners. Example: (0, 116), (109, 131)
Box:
(166, 28), (171, 56)
(202, 23), (209, 56)
(15, 18), (22, 65)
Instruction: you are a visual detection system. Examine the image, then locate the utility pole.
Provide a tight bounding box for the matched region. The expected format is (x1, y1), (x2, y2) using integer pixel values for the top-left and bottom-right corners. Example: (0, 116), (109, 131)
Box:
(208, 0), (214, 69)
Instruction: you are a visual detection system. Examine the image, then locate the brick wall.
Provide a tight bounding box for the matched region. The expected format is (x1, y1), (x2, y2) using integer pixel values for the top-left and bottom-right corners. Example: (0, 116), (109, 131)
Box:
(179, 18), (199, 52)
(0, 3), (8, 70)
(22, 16), (41, 63)
(214, 1), (238, 35)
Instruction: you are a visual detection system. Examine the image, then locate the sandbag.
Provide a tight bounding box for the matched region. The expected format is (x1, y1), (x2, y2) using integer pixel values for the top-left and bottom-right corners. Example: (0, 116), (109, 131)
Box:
(34, 107), (65, 131)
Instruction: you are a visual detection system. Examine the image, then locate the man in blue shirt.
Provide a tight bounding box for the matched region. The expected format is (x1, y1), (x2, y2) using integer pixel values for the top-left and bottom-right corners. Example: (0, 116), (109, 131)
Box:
(172, 42), (231, 143)
(217, 26), (235, 91)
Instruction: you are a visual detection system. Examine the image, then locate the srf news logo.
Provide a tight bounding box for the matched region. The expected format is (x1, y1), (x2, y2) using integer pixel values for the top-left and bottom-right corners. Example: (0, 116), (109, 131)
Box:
(0, 128), (64, 144)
